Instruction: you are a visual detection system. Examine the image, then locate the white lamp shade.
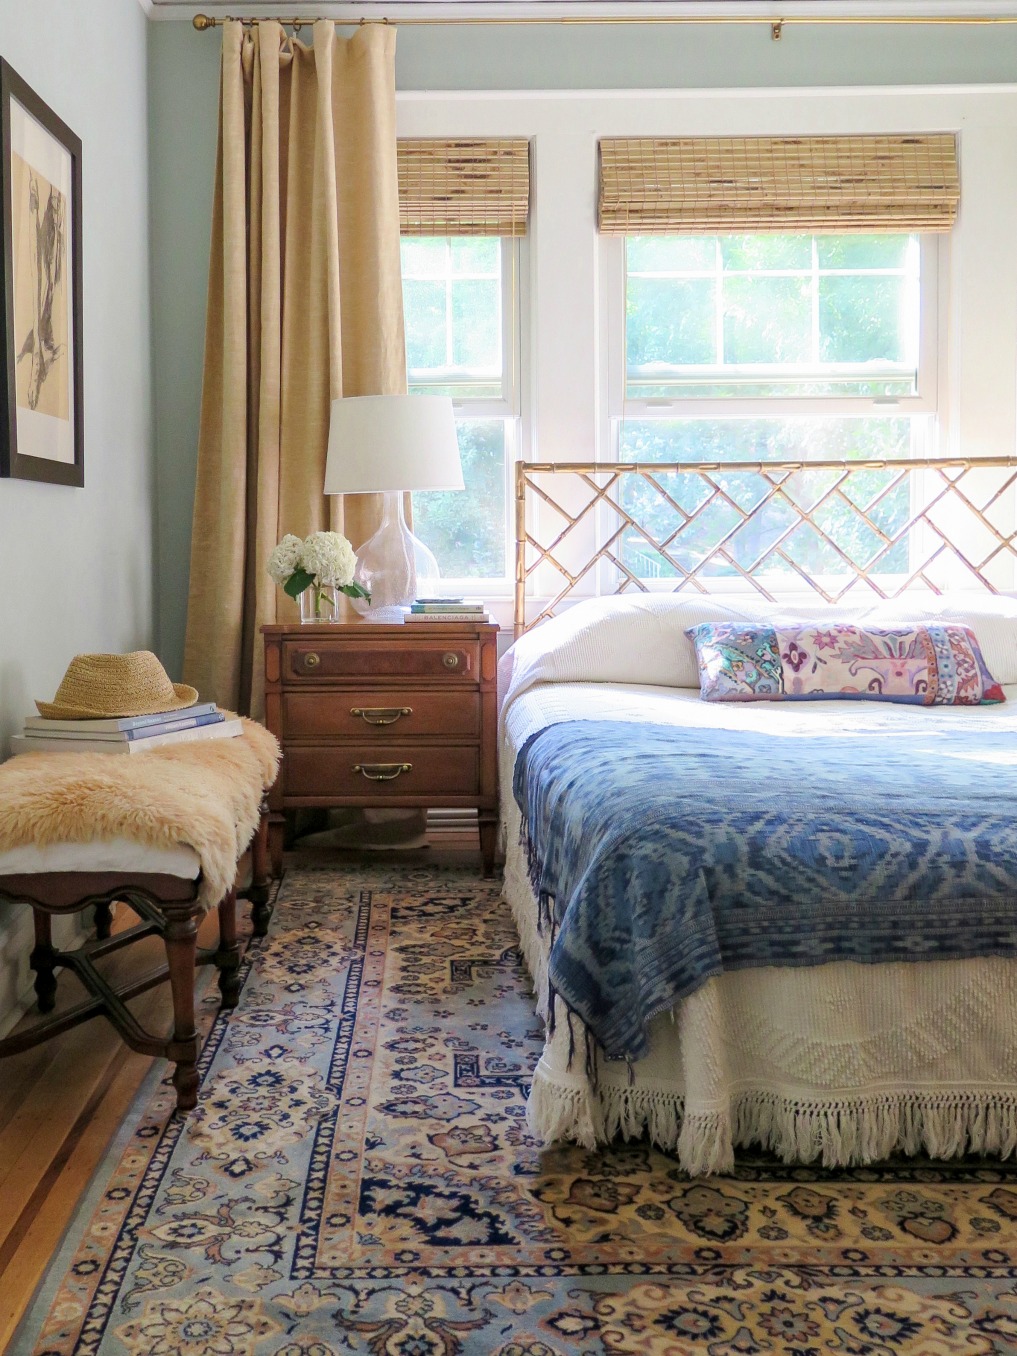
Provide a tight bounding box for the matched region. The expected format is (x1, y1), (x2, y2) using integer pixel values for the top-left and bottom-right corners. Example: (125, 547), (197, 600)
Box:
(324, 394), (464, 495)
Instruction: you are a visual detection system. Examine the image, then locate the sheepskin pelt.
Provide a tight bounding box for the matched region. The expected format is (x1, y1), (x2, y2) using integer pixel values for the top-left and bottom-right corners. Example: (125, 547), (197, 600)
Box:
(0, 719), (280, 911)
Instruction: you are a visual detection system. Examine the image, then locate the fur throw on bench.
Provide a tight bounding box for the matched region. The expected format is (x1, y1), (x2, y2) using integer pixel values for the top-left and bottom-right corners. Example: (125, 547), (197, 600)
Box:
(0, 719), (280, 911)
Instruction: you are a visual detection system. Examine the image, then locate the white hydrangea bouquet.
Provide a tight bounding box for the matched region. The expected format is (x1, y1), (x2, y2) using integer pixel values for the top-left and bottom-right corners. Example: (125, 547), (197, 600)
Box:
(267, 531), (369, 620)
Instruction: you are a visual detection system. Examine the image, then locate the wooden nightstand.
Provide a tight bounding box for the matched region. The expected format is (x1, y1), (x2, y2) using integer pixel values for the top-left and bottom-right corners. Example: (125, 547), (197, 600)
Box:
(262, 619), (499, 876)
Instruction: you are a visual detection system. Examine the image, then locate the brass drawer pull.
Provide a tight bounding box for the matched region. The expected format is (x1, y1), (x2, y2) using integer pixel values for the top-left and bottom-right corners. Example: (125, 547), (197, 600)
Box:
(350, 706), (412, 726)
(442, 652), (460, 670)
(352, 762), (412, 781)
(303, 652), (321, 669)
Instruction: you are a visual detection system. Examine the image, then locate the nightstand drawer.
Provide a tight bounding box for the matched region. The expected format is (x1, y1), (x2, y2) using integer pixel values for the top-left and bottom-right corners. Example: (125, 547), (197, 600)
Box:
(284, 640), (478, 682)
(282, 690), (481, 739)
(284, 743), (480, 797)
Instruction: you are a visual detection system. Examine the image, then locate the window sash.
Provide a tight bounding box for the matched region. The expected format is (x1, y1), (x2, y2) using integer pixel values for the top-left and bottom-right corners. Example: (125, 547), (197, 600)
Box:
(406, 238), (520, 419)
(606, 234), (939, 418)
(412, 417), (518, 590)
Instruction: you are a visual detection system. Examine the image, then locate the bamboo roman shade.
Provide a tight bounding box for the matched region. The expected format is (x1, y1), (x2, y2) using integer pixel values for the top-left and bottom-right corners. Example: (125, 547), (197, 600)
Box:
(598, 134), (960, 235)
(398, 138), (530, 236)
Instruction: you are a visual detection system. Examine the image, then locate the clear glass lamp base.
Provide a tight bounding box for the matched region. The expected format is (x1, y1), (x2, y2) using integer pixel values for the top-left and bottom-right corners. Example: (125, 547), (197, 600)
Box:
(351, 492), (441, 620)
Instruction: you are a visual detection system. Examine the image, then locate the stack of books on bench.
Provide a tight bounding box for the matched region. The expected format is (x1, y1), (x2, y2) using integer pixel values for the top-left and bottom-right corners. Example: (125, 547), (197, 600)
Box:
(405, 598), (491, 623)
(12, 703), (242, 756)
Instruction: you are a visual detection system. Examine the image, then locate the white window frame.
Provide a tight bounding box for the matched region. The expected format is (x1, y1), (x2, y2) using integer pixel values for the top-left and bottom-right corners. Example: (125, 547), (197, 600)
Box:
(405, 235), (525, 594)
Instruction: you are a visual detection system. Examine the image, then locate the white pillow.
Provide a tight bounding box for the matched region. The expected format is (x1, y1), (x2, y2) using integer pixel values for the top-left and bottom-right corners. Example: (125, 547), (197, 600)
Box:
(504, 591), (1017, 701)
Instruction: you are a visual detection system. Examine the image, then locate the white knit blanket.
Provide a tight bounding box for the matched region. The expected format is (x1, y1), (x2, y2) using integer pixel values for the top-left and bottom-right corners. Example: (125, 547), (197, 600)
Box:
(499, 593), (1017, 1173)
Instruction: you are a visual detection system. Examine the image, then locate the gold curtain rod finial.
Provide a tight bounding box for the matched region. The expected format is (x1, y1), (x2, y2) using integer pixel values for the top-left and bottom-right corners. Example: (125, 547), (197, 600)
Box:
(191, 12), (328, 30)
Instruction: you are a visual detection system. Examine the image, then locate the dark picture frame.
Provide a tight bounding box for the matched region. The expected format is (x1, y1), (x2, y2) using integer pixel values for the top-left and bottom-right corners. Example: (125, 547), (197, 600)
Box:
(0, 59), (83, 486)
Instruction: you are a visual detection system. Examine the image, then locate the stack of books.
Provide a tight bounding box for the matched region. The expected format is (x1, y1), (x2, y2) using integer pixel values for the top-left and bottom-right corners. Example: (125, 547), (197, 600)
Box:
(12, 702), (242, 756)
(406, 598), (491, 623)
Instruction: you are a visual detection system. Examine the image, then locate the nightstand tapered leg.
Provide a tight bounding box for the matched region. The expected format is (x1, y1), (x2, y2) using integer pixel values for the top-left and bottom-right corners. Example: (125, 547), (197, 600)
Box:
(479, 814), (498, 877)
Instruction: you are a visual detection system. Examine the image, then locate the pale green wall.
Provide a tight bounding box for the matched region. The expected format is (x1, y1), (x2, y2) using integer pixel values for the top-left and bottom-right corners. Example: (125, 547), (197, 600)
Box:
(0, 0), (154, 1025)
(148, 24), (218, 683)
(147, 18), (1017, 677)
(394, 21), (1017, 90)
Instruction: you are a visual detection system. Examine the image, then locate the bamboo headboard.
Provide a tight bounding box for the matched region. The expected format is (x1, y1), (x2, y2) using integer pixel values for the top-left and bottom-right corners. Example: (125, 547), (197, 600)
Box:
(514, 457), (1017, 637)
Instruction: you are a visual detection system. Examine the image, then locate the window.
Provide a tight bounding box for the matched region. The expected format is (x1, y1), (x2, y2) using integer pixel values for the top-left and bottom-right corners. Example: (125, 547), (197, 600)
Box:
(395, 96), (1017, 620)
(396, 137), (528, 591)
(625, 233), (922, 400)
(401, 236), (518, 583)
(610, 230), (938, 585)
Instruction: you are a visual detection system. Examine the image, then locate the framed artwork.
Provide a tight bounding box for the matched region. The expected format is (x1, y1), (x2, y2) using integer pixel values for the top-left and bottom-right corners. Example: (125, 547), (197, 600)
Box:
(0, 59), (82, 486)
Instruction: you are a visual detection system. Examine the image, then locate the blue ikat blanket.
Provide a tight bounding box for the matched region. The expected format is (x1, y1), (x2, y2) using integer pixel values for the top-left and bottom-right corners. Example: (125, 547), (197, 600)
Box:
(513, 719), (1017, 1062)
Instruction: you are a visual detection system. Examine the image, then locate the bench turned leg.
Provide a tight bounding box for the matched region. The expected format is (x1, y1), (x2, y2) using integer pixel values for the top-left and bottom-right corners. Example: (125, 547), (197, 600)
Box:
(165, 909), (201, 1112)
(268, 813), (285, 884)
(248, 805), (274, 937)
(249, 893), (273, 939)
(93, 899), (113, 940)
(215, 888), (242, 1009)
(30, 910), (57, 1014)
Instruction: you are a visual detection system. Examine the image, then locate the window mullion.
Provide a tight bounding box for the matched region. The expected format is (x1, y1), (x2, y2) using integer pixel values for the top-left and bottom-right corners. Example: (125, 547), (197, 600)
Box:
(714, 239), (724, 366)
(819, 235), (824, 366)
(445, 239), (454, 370)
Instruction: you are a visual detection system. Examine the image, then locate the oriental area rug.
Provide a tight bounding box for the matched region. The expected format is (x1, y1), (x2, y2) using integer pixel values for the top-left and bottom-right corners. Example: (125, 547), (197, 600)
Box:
(14, 858), (1017, 1356)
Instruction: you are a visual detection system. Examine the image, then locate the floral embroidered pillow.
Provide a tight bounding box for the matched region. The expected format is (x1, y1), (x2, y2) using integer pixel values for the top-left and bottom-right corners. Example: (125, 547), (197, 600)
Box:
(686, 621), (1006, 705)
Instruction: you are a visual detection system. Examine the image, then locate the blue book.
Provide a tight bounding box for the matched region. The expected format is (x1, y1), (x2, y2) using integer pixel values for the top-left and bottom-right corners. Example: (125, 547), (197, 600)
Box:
(411, 601), (486, 613)
(24, 706), (223, 740)
(125, 711), (226, 740)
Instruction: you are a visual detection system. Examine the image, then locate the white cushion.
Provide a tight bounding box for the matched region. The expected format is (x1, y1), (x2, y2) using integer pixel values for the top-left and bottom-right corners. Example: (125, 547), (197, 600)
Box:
(0, 838), (201, 879)
(506, 591), (1017, 698)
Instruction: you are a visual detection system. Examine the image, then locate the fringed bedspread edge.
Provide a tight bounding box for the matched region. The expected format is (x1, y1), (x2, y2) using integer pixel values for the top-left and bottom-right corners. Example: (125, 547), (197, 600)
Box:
(503, 796), (1017, 1176)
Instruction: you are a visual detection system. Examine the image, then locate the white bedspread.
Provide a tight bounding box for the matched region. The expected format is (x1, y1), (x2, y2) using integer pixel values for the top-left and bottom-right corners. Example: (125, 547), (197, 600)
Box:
(499, 593), (1017, 1173)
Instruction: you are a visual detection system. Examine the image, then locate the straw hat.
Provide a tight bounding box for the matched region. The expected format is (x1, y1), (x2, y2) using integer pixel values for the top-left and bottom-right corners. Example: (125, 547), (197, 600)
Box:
(36, 651), (199, 720)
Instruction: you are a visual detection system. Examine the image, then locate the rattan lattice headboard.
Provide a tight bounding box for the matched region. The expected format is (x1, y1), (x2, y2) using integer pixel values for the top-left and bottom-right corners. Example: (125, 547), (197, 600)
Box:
(514, 457), (1017, 636)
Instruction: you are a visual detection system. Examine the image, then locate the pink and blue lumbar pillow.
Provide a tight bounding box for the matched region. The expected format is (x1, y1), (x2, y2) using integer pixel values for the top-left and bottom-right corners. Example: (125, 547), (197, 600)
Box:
(686, 621), (1006, 704)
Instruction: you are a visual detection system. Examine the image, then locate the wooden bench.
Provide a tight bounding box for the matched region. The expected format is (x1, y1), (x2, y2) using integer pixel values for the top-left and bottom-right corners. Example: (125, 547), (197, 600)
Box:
(0, 722), (280, 1111)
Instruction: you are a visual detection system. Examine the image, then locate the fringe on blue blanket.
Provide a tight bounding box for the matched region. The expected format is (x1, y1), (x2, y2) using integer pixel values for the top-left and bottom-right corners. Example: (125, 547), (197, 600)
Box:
(519, 814), (557, 940)
(522, 817), (616, 1088)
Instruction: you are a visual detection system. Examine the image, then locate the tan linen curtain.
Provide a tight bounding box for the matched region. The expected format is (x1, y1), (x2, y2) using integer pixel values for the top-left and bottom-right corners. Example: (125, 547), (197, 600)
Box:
(183, 19), (406, 719)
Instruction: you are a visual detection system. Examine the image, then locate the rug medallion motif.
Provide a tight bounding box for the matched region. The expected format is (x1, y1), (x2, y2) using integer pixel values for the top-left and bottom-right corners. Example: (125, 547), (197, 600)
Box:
(15, 860), (1017, 1355)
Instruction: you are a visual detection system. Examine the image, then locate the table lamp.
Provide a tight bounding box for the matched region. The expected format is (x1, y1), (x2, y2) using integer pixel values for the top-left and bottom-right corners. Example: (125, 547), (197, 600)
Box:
(324, 394), (464, 619)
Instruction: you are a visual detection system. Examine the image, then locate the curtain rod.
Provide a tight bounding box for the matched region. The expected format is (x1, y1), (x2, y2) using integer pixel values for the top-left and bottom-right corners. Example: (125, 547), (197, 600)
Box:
(191, 11), (1017, 41)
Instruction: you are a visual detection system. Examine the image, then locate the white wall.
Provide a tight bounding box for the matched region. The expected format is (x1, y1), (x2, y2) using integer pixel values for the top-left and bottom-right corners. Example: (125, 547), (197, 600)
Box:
(0, 0), (155, 1028)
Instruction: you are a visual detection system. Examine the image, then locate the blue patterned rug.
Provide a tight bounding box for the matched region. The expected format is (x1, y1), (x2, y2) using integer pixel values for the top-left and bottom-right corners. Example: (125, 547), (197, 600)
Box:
(12, 857), (1017, 1355)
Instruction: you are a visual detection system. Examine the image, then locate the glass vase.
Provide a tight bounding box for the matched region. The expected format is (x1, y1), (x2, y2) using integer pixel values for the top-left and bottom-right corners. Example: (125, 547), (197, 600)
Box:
(348, 491), (441, 619)
(299, 583), (341, 623)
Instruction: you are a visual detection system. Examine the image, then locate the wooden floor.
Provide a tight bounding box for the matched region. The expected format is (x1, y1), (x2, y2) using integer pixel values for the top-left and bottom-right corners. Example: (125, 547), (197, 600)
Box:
(0, 830), (483, 1352)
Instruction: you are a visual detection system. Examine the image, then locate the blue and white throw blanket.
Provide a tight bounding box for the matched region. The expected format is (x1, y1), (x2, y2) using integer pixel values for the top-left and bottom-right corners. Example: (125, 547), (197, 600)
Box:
(513, 719), (1017, 1063)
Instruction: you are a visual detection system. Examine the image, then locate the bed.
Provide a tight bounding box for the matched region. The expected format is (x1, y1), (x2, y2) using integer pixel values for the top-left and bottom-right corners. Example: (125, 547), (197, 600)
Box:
(502, 458), (1017, 1174)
